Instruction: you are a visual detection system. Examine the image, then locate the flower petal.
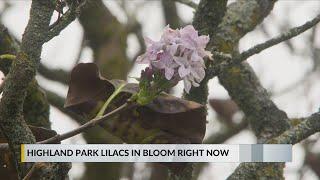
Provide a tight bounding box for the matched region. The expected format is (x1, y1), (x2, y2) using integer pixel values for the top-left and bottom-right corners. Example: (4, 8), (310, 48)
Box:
(152, 60), (165, 69)
(165, 67), (174, 80)
(136, 54), (148, 64)
(183, 78), (192, 93)
(191, 66), (205, 82)
(178, 66), (190, 78)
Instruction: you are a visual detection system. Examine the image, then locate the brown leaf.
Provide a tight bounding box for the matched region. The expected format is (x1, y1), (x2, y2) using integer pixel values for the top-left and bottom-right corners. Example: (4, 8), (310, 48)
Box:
(64, 63), (139, 116)
(65, 63), (206, 143)
(139, 94), (206, 143)
(64, 63), (115, 115)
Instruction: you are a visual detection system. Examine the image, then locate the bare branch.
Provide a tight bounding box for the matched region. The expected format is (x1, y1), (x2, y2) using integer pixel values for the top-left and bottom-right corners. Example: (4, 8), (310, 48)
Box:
(178, 1), (228, 179)
(0, 0), (55, 177)
(228, 112), (320, 179)
(44, 88), (85, 123)
(209, 1), (288, 178)
(271, 112), (320, 144)
(207, 13), (320, 79)
(185, 0), (228, 105)
(38, 102), (135, 144)
(162, 0), (181, 28)
(45, 1), (85, 42)
(22, 163), (36, 180)
(237, 13), (320, 62)
(38, 64), (70, 85)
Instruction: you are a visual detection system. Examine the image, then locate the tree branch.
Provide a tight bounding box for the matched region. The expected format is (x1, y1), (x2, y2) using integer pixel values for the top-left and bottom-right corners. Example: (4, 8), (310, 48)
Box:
(162, 0), (181, 28)
(0, 0), (81, 178)
(228, 112), (320, 179)
(0, 102), (133, 147)
(38, 102), (135, 144)
(38, 64), (70, 85)
(45, 0), (85, 42)
(78, 0), (131, 80)
(213, 0), (289, 141)
(237, 13), (320, 62)
(44, 88), (85, 123)
(0, 0), (55, 177)
(185, 0), (228, 105)
(271, 112), (320, 144)
(207, 12), (320, 77)
(176, 1), (228, 179)
(208, 0), (289, 179)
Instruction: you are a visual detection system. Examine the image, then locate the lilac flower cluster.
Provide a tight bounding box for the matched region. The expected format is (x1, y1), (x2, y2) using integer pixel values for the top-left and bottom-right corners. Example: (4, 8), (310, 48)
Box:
(136, 25), (212, 93)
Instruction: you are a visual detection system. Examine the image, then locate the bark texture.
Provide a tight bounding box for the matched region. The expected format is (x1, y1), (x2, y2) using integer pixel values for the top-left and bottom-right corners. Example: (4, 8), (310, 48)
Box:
(210, 1), (289, 179)
(0, 1), (71, 178)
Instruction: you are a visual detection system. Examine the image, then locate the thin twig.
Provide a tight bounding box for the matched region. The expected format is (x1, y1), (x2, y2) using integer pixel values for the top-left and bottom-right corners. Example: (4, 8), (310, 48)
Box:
(174, 0), (198, 9)
(38, 102), (135, 144)
(45, 0), (86, 42)
(272, 70), (314, 97)
(0, 102), (134, 150)
(22, 163), (37, 180)
(207, 13), (320, 77)
(96, 83), (126, 118)
(45, 9), (77, 42)
(237, 13), (320, 62)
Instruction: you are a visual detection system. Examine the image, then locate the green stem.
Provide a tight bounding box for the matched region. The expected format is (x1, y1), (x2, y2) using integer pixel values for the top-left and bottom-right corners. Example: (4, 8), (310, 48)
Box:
(0, 54), (16, 60)
(95, 83), (126, 118)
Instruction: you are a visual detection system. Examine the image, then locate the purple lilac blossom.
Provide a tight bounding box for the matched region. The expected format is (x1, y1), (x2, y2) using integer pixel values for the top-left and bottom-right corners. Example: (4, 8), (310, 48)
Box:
(136, 25), (212, 93)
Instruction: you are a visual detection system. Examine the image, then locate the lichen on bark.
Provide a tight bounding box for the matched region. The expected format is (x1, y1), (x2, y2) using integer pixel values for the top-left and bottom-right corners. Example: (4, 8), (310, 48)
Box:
(0, 0), (71, 178)
(0, 23), (51, 129)
(184, 0), (228, 106)
(211, 0), (290, 179)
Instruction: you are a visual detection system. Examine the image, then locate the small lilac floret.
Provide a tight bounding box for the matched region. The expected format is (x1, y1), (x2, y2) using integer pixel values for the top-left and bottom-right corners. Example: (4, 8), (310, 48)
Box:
(136, 25), (212, 93)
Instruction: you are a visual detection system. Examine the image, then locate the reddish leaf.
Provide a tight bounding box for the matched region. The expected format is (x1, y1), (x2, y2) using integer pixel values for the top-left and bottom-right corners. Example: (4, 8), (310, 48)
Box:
(138, 94), (206, 143)
(65, 63), (206, 143)
(64, 63), (115, 115)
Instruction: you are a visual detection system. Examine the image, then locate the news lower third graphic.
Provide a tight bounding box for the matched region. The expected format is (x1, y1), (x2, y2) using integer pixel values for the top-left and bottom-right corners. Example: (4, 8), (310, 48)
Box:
(21, 144), (292, 163)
